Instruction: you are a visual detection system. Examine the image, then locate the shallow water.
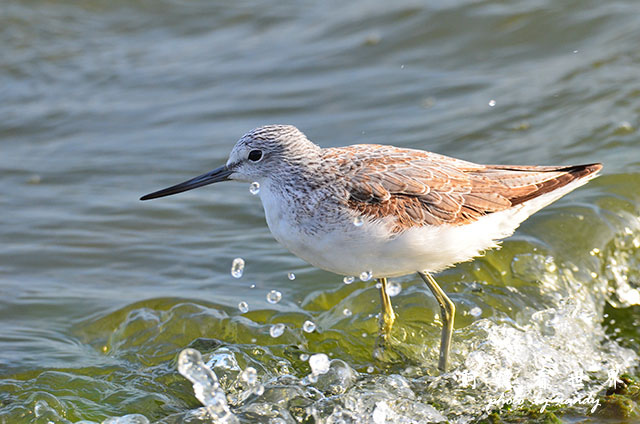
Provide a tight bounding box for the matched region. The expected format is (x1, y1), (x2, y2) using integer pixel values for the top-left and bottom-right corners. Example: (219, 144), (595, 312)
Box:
(2, 0), (640, 422)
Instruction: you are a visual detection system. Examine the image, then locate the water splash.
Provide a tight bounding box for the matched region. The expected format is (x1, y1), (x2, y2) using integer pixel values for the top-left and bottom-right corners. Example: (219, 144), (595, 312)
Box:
(601, 221), (640, 308)
(169, 287), (635, 423)
(230, 258), (245, 279)
(308, 353), (330, 376)
(177, 348), (238, 423)
(249, 182), (260, 195)
(421, 299), (636, 420)
(387, 281), (401, 297)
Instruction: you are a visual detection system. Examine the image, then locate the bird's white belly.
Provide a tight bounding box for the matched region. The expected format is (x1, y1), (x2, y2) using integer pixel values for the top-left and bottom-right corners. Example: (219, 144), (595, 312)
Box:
(260, 190), (518, 278)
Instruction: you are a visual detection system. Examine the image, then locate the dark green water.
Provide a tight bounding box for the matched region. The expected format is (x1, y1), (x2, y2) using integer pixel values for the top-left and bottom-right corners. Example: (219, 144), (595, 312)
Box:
(2, 1), (640, 423)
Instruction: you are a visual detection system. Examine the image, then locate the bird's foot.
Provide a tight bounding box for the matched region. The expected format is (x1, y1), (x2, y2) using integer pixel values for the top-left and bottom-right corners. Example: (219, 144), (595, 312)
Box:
(378, 309), (397, 342)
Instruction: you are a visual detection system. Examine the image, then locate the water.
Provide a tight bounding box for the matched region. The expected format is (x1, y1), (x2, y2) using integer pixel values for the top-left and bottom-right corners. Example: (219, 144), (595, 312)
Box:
(2, 0), (640, 422)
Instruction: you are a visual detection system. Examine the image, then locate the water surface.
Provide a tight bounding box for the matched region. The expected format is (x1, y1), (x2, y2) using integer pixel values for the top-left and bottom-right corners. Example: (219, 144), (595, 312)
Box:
(2, 0), (640, 422)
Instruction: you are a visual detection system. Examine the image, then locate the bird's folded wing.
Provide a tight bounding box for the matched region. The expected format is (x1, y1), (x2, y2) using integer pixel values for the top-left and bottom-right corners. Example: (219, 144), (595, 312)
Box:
(329, 145), (599, 229)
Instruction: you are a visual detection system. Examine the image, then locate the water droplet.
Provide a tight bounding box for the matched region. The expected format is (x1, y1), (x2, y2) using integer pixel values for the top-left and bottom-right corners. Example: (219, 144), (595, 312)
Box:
(288, 272), (296, 280)
(34, 400), (49, 417)
(367, 366), (374, 373)
(375, 282), (382, 289)
(303, 320), (316, 333)
(300, 353), (309, 361)
(238, 301), (249, 313)
(178, 348), (235, 419)
(387, 281), (402, 297)
(249, 182), (260, 195)
(361, 332), (368, 338)
(270, 323), (285, 338)
(469, 306), (482, 317)
(353, 216), (364, 227)
(309, 353), (330, 375)
(343, 308), (352, 317)
(343, 276), (355, 285)
(544, 257), (557, 273)
(266, 290), (282, 304)
(240, 367), (258, 385)
(573, 49), (579, 54)
(488, 99), (496, 107)
(250, 284), (256, 289)
(359, 270), (373, 282)
(231, 258), (245, 278)
(590, 248), (600, 256)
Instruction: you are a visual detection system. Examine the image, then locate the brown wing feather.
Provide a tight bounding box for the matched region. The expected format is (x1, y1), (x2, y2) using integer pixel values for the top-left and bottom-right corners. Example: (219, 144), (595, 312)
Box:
(329, 145), (602, 232)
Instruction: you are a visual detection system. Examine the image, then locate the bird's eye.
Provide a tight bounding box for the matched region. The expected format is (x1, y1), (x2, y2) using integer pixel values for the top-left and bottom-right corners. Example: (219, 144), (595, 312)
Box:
(248, 150), (263, 162)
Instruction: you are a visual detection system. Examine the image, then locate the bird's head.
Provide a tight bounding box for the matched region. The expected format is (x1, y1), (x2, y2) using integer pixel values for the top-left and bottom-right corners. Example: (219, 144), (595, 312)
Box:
(140, 125), (319, 200)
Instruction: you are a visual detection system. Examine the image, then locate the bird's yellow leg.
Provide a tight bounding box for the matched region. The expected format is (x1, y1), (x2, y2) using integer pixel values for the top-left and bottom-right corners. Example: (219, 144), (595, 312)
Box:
(418, 271), (455, 372)
(378, 277), (396, 339)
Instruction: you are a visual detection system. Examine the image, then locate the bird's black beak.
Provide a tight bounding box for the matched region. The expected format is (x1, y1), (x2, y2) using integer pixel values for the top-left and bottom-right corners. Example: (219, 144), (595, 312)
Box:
(140, 165), (233, 200)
